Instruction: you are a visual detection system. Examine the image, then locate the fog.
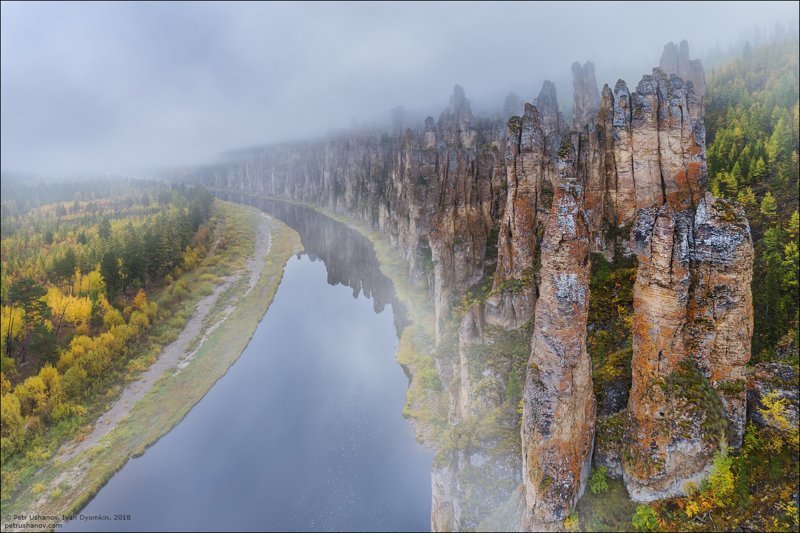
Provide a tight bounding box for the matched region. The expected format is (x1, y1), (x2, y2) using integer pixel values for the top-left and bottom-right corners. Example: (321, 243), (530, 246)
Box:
(1, 1), (797, 177)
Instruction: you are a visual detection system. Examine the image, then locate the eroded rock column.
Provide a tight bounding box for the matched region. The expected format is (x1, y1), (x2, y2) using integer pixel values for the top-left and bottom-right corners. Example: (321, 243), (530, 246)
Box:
(521, 142), (595, 528)
(572, 61), (600, 129)
(623, 195), (754, 500)
(686, 193), (754, 447)
(623, 205), (709, 501)
(485, 104), (547, 329)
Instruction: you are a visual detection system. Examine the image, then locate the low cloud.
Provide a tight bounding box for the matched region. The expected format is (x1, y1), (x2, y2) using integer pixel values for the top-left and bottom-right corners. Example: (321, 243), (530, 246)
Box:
(1, 1), (797, 177)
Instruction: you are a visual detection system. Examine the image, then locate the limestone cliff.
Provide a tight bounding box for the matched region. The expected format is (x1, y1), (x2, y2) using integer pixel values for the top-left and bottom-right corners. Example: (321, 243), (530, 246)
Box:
(485, 104), (547, 330)
(623, 194), (753, 501)
(520, 140), (595, 528)
(187, 39), (755, 530)
(572, 61), (600, 129)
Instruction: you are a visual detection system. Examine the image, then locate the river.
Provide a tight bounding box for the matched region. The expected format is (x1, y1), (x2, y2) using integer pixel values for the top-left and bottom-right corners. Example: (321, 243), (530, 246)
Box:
(64, 199), (433, 532)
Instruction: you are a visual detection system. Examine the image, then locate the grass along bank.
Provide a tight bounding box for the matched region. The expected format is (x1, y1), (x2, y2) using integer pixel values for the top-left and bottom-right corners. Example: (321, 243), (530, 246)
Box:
(1, 200), (301, 530)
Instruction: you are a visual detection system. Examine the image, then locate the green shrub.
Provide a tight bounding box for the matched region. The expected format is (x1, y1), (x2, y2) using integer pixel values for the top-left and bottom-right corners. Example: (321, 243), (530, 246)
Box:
(632, 504), (659, 532)
(663, 359), (727, 442)
(707, 449), (735, 505)
(588, 466), (609, 495)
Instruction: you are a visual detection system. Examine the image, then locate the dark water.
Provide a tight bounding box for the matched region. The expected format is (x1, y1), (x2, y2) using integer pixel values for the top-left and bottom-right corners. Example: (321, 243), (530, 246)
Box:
(64, 200), (432, 532)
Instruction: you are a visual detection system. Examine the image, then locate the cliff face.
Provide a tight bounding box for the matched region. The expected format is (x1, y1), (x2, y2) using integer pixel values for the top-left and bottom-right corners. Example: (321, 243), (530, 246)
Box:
(485, 104), (547, 330)
(428, 86), (497, 339)
(614, 42), (750, 500)
(623, 194), (753, 501)
(625, 205), (707, 500)
(660, 39), (706, 116)
(521, 144), (595, 527)
(190, 40), (754, 530)
(686, 194), (753, 447)
(572, 61), (600, 129)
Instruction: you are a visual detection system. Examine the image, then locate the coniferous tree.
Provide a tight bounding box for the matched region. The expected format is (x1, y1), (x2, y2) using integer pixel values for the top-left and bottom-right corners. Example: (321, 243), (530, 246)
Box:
(100, 251), (121, 297)
(98, 217), (112, 241)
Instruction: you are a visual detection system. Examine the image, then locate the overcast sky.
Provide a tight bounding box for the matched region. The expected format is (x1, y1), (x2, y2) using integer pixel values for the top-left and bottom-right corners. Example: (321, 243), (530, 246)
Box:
(1, 1), (797, 177)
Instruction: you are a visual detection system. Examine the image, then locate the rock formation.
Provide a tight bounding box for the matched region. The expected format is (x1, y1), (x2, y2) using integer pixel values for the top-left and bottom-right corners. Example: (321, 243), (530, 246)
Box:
(624, 205), (707, 501)
(686, 193), (753, 447)
(623, 194), (753, 501)
(608, 79), (638, 227)
(485, 104), (548, 330)
(660, 40), (706, 116)
(429, 85), (494, 339)
(520, 138), (595, 528)
(572, 61), (600, 129)
(535, 81), (567, 138)
(620, 44), (750, 502)
(187, 39), (754, 528)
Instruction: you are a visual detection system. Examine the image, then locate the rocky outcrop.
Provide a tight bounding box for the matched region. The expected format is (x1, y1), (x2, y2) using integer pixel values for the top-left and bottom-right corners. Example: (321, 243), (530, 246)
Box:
(576, 100), (610, 256)
(535, 81), (566, 138)
(535, 81), (568, 164)
(188, 39), (755, 529)
(594, 51), (705, 231)
(485, 105), (547, 330)
(624, 205), (708, 501)
(623, 194), (754, 501)
(429, 86), (496, 339)
(630, 72), (683, 211)
(572, 61), (600, 129)
(608, 79), (637, 227)
(686, 193), (753, 447)
(521, 142), (595, 528)
(660, 40), (705, 117)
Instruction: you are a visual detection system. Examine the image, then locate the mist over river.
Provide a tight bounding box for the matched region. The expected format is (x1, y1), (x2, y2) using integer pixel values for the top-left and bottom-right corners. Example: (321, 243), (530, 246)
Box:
(64, 200), (433, 532)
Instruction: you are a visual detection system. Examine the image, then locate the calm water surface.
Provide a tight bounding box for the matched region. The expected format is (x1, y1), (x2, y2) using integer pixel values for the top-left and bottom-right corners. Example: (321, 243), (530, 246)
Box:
(65, 200), (432, 532)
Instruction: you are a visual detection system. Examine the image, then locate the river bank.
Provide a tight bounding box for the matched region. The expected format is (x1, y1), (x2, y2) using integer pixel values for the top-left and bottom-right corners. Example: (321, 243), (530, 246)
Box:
(1, 200), (301, 532)
(222, 193), (449, 450)
(63, 202), (434, 531)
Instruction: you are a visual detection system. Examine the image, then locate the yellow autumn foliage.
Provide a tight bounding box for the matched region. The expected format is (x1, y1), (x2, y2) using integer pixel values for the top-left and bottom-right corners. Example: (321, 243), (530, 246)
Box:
(1, 306), (25, 355)
(73, 268), (105, 299)
(44, 287), (93, 334)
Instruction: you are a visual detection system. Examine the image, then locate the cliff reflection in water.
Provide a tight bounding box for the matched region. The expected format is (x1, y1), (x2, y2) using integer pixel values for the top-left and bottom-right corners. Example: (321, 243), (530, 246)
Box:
(220, 193), (409, 336)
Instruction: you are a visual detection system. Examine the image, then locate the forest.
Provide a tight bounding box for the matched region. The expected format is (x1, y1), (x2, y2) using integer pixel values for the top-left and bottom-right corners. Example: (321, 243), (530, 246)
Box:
(706, 37), (799, 360)
(0, 183), (213, 466)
